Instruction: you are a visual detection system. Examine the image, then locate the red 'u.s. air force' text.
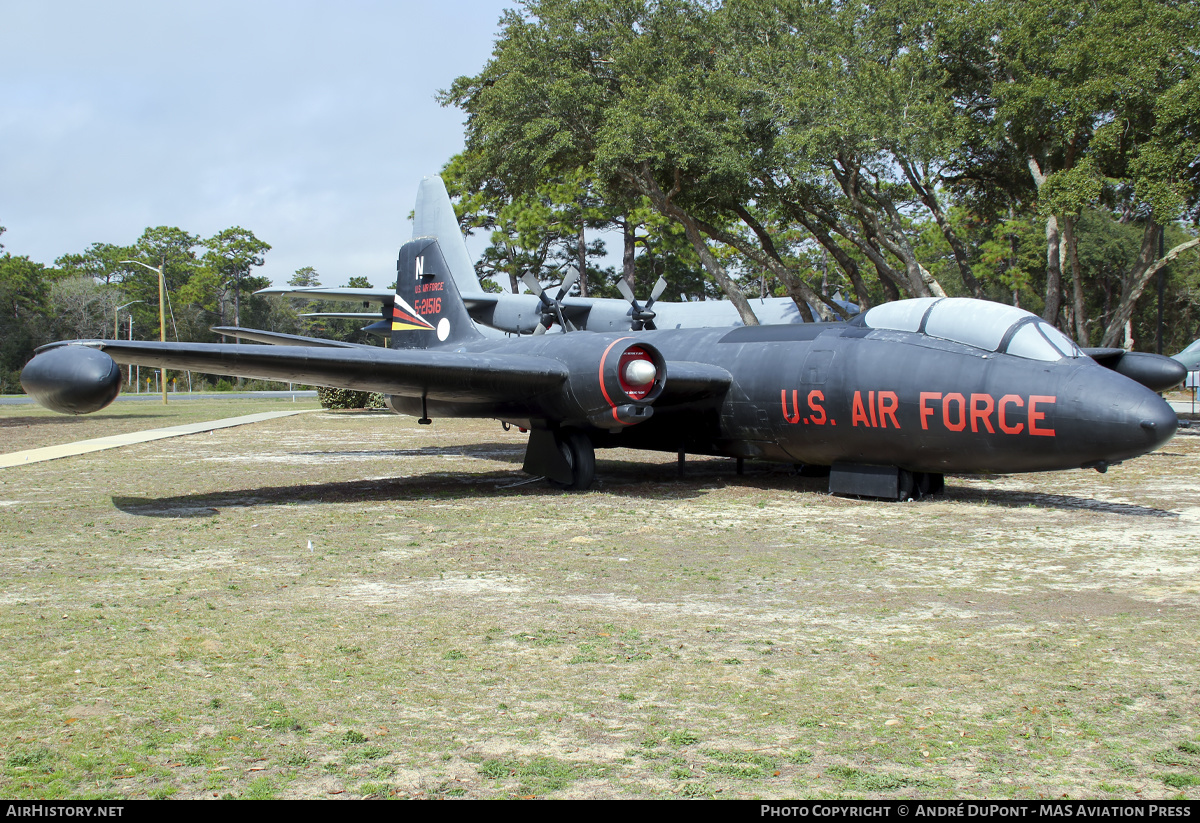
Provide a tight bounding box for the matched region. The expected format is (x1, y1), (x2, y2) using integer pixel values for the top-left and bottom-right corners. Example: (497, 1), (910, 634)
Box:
(781, 390), (1056, 437)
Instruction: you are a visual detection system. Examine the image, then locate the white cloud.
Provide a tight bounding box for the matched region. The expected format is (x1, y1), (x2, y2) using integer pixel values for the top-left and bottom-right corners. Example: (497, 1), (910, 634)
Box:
(0, 0), (511, 286)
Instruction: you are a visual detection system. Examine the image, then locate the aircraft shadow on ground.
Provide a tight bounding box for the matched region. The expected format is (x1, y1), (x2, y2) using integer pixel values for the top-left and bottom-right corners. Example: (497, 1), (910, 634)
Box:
(107, 444), (1175, 519)
(108, 454), (836, 517)
(110, 474), (704, 517)
(0, 414), (166, 428)
(947, 486), (1179, 518)
(287, 442), (526, 463)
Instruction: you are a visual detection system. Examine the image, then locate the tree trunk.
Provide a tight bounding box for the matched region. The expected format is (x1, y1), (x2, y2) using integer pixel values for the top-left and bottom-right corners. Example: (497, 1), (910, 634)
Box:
(1042, 214), (1063, 325)
(233, 274), (242, 331)
(633, 167), (760, 326)
(804, 201), (909, 299)
(792, 211), (872, 311)
(831, 156), (946, 299)
(1099, 225), (1200, 347)
(899, 157), (982, 298)
(675, 210), (760, 325)
(576, 221), (588, 297)
(1061, 215), (1087, 344)
(622, 217), (637, 294)
(1026, 157), (1065, 326)
(726, 205), (851, 321)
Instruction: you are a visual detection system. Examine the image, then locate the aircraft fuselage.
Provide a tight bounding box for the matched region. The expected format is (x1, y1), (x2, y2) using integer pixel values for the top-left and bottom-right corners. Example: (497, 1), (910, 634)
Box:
(392, 321), (1176, 478)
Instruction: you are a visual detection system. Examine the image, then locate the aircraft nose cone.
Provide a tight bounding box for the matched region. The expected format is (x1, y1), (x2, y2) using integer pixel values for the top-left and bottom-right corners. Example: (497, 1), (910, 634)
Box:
(1089, 379), (1178, 460)
(1136, 393), (1179, 448)
(1060, 365), (1180, 468)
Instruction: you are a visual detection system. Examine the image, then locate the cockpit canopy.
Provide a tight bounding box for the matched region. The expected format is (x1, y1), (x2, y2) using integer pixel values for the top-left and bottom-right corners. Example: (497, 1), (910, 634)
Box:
(859, 297), (1085, 362)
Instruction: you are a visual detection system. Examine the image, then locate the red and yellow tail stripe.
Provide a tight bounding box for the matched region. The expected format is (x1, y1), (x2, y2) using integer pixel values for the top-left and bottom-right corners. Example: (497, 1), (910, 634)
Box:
(392, 295), (435, 332)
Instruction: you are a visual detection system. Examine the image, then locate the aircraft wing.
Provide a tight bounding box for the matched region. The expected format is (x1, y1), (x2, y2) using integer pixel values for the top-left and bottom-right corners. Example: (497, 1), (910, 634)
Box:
(36, 340), (569, 403)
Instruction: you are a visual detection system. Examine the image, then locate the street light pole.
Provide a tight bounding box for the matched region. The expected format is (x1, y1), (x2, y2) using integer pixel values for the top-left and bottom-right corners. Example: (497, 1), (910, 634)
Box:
(113, 300), (142, 339)
(121, 260), (168, 405)
(113, 300), (142, 390)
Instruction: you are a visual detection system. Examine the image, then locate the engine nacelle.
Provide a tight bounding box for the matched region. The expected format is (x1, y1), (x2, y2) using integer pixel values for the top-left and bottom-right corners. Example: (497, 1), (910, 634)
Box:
(1086, 347), (1188, 393)
(21, 346), (122, 415)
(569, 338), (665, 428)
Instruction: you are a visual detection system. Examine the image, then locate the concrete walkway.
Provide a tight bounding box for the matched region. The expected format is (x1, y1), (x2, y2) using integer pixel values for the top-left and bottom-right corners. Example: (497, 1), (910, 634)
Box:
(0, 390), (316, 405)
(0, 409), (318, 468)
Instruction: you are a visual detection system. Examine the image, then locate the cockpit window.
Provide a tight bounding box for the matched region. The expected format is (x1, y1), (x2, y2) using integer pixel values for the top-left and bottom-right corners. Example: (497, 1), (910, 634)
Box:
(1005, 323), (1061, 361)
(1004, 321), (1085, 361)
(860, 297), (1082, 361)
(1039, 323), (1085, 358)
(923, 298), (1032, 353)
(860, 297), (940, 332)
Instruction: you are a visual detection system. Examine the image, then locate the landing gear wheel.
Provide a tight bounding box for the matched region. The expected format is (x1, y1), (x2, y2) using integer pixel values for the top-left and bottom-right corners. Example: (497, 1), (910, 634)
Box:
(897, 469), (915, 502)
(549, 430), (595, 491)
(910, 472), (944, 499)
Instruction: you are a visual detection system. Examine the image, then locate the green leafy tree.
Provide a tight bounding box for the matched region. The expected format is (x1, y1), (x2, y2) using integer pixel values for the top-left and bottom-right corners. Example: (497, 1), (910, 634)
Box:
(932, 0), (1200, 343)
(54, 242), (139, 287)
(444, 156), (614, 296)
(200, 227), (271, 330)
(442, 0), (782, 323)
(0, 253), (53, 392)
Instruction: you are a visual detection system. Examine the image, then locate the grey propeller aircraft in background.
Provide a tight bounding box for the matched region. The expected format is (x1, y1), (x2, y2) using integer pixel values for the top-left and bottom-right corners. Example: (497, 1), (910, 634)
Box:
(257, 176), (858, 337)
(21, 181), (1186, 500)
(1173, 338), (1200, 372)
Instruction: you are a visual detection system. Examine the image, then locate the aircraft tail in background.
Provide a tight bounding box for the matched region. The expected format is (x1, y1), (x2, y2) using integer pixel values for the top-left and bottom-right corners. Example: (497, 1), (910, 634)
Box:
(412, 175), (486, 299)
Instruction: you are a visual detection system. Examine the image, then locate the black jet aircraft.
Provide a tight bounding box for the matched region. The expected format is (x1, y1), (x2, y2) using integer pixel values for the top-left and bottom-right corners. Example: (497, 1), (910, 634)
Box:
(22, 235), (1185, 499)
(18, 235), (1180, 499)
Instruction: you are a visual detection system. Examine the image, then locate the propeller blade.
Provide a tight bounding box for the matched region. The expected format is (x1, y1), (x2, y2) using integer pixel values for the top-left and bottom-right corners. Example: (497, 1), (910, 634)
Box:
(521, 272), (545, 298)
(617, 279), (636, 304)
(556, 267), (579, 302)
(649, 276), (668, 304)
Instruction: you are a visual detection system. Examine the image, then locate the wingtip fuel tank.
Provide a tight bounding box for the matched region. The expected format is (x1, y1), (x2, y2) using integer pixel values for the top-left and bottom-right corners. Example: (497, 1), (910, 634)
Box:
(21, 345), (122, 415)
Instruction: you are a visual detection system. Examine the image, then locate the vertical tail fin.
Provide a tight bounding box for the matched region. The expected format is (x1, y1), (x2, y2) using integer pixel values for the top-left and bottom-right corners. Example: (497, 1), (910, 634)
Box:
(413, 175), (485, 299)
(391, 238), (483, 349)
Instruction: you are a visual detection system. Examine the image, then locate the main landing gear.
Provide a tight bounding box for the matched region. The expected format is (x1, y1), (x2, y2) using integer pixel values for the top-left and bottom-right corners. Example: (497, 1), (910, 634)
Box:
(521, 428), (597, 491)
(549, 430), (596, 491)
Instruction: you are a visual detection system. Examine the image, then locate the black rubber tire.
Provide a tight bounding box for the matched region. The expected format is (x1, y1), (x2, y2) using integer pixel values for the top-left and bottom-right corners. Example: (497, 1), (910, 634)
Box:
(548, 430), (596, 491)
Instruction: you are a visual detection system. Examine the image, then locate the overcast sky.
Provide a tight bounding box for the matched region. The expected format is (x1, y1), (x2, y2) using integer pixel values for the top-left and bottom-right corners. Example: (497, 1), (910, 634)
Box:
(1, 0), (514, 286)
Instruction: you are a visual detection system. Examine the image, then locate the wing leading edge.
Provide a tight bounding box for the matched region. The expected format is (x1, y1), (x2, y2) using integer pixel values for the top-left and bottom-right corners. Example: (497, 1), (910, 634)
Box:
(37, 340), (569, 404)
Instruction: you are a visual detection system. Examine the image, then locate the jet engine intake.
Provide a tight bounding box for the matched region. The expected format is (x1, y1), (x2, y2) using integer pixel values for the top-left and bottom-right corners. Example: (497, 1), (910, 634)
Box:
(601, 342), (663, 405)
(590, 341), (665, 427)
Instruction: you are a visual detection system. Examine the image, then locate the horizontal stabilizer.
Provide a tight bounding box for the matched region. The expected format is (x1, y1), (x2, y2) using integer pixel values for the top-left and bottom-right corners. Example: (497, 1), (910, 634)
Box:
(256, 286), (392, 303)
(298, 312), (383, 320)
(211, 327), (367, 348)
